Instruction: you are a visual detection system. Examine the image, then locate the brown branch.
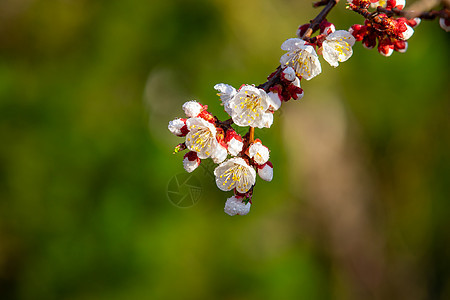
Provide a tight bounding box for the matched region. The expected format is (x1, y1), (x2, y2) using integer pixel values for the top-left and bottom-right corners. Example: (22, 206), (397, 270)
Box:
(313, 0), (329, 7)
(257, 0), (340, 92)
(257, 66), (282, 92)
(376, 6), (450, 20)
(303, 0), (340, 40)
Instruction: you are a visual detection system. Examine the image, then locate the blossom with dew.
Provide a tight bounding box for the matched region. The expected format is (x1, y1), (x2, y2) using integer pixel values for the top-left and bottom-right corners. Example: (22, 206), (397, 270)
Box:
(281, 66), (297, 82)
(228, 85), (273, 128)
(183, 151), (200, 173)
(248, 140), (270, 165)
(214, 157), (256, 193)
(440, 18), (450, 32)
(322, 30), (356, 67)
(280, 38), (322, 80)
(257, 161), (273, 182)
(185, 117), (219, 159)
(224, 196), (251, 216)
(211, 144), (228, 164)
(214, 83), (236, 115)
(168, 118), (188, 137)
(267, 92), (282, 111)
(182, 100), (205, 118)
(225, 129), (243, 156)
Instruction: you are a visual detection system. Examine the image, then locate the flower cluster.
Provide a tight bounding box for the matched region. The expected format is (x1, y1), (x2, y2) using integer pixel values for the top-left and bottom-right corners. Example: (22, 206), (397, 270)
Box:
(168, 17), (357, 216)
(169, 94), (274, 216)
(168, 0), (448, 216)
(347, 0), (419, 56)
(283, 19), (355, 81)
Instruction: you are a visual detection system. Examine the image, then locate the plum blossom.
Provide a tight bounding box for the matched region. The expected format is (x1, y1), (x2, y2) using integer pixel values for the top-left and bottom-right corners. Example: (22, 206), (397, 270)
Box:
(185, 118), (219, 159)
(322, 30), (356, 67)
(281, 66), (297, 81)
(168, 118), (188, 137)
(267, 92), (282, 111)
(214, 83), (236, 115)
(214, 157), (256, 194)
(183, 151), (200, 173)
(225, 129), (244, 156)
(248, 140), (270, 165)
(370, 0), (405, 9)
(257, 161), (273, 182)
(280, 38), (322, 80)
(182, 101), (204, 118)
(396, 19), (414, 40)
(320, 20), (336, 35)
(211, 144), (228, 164)
(440, 18), (450, 32)
(228, 85), (273, 128)
(224, 196), (251, 216)
(291, 77), (304, 100)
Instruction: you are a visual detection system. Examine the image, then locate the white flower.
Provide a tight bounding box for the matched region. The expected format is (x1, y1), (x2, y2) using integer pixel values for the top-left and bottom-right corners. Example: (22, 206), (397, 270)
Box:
(225, 130), (243, 156)
(182, 101), (203, 118)
(395, 0), (405, 9)
(280, 38), (322, 80)
(281, 66), (297, 81)
(228, 85), (273, 128)
(261, 112), (273, 128)
(440, 18), (450, 32)
(379, 47), (394, 57)
(224, 196), (251, 216)
(396, 41), (408, 53)
(372, 0), (404, 9)
(399, 24), (414, 40)
(322, 30), (356, 67)
(185, 118), (219, 159)
(214, 157), (256, 193)
(267, 92), (282, 111)
(248, 141), (270, 165)
(369, 0), (386, 8)
(214, 83), (236, 115)
(183, 151), (200, 173)
(211, 144), (228, 164)
(292, 77), (304, 100)
(168, 118), (187, 136)
(412, 18), (421, 28)
(227, 138), (243, 156)
(257, 161), (273, 182)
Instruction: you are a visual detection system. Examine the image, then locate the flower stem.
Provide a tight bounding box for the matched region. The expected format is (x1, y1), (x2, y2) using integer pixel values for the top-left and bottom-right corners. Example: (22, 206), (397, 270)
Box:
(249, 127), (255, 144)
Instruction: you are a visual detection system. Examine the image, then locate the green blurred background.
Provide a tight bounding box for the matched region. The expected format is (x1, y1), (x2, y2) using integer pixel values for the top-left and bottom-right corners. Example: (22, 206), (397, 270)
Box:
(0, 0), (449, 299)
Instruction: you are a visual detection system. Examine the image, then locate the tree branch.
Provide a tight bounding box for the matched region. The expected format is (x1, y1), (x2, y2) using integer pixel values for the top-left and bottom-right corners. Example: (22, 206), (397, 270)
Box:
(376, 6), (449, 20)
(257, 0), (341, 92)
(302, 0), (340, 40)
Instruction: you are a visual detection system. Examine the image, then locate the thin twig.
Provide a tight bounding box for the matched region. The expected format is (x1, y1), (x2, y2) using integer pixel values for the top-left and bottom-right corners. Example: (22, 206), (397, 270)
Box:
(376, 6), (449, 19)
(302, 0), (340, 40)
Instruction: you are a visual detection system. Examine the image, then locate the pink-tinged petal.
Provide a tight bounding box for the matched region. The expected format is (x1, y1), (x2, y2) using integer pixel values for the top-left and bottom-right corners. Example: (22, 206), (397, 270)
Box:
(257, 161), (273, 182)
(440, 18), (450, 32)
(183, 151), (200, 173)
